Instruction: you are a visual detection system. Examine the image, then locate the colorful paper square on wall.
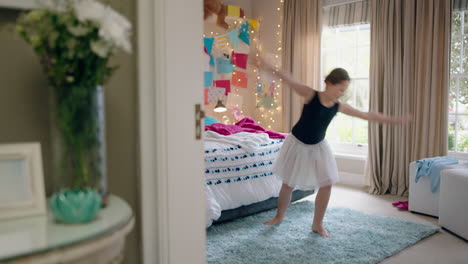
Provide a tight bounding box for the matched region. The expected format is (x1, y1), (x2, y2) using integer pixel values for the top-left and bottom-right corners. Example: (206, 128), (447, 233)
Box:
(226, 5), (241, 17)
(213, 80), (231, 95)
(247, 19), (259, 30)
(204, 71), (214, 87)
(257, 81), (276, 97)
(258, 97), (278, 109)
(204, 88), (209, 105)
(216, 58), (234, 74)
(208, 87), (226, 103)
(264, 83), (275, 96)
(232, 52), (248, 69)
(232, 71), (248, 88)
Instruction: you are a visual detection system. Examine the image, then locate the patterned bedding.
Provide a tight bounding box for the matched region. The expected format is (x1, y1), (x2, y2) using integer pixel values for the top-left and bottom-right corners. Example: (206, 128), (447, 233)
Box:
(204, 131), (285, 227)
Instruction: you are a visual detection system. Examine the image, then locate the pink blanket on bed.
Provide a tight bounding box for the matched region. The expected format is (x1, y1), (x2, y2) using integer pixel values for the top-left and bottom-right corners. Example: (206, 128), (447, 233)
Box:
(205, 117), (286, 139)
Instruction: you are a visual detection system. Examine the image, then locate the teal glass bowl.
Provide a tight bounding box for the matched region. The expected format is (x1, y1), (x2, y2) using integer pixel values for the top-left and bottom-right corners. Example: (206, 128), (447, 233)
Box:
(49, 189), (102, 223)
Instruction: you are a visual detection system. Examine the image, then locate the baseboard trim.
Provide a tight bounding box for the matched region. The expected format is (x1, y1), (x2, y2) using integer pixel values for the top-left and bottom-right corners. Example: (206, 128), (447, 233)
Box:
(338, 172), (364, 187)
(410, 210), (439, 219)
(441, 227), (468, 242)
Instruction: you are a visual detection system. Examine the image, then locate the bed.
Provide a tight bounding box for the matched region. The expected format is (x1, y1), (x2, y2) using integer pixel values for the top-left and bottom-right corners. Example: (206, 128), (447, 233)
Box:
(204, 128), (314, 227)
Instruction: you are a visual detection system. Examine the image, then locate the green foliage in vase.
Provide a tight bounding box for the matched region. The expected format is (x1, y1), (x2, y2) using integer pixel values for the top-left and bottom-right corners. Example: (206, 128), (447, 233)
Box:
(16, 0), (132, 188)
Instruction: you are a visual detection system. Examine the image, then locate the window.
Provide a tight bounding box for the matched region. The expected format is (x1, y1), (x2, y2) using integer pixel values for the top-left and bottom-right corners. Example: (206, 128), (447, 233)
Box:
(449, 11), (468, 154)
(321, 24), (370, 156)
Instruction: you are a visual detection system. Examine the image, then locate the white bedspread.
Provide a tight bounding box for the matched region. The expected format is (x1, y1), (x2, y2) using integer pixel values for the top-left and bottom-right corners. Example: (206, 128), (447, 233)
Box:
(204, 131), (284, 227)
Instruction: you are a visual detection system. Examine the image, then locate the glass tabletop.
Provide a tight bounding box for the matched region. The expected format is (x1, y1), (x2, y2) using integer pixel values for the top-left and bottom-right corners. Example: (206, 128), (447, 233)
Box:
(0, 195), (133, 261)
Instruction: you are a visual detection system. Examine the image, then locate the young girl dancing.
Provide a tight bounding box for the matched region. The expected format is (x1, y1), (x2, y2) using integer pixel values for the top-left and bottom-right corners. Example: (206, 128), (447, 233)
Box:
(256, 57), (411, 237)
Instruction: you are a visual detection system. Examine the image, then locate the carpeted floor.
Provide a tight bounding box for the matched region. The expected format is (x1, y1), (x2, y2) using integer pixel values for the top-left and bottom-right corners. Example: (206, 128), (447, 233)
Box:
(206, 201), (439, 264)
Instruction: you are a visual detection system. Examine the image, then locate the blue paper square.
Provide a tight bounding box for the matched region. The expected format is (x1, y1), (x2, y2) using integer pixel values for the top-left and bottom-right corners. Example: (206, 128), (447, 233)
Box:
(216, 58), (234, 74)
(204, 71), (214, 87)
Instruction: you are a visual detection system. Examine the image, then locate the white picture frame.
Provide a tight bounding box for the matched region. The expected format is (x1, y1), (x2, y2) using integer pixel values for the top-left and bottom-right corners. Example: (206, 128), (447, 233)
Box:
(0, 0), (38, 9)
(0, 143), (46, 220)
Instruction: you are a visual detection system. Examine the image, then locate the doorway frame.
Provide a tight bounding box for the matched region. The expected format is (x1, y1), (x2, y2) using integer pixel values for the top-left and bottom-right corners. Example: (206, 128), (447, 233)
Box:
(137, 0), (206, 263)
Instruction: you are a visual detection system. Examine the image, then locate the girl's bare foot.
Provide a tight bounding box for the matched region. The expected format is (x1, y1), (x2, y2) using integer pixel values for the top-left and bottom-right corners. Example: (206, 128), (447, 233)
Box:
(264, 216), (284, 225)
(312, 224), (330, 237)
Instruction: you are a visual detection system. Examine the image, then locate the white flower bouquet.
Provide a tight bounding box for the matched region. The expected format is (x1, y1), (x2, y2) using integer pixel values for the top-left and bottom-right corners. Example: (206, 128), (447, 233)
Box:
(16, 0), (132, 189)
(16, 0), (131, 87)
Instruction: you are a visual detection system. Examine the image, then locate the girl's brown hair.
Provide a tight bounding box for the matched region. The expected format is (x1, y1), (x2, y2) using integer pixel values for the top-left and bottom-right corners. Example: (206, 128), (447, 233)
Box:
(325, 68), (350, 85)
(203, 0), (229, 29)
(204, 0), (222, 20)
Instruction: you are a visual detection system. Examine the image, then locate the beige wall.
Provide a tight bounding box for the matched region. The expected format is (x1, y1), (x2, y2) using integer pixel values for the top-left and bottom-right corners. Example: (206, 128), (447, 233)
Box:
(252, 0), (284, 132)
(0, 3), (140, 263)
(0, 9), (52, 188)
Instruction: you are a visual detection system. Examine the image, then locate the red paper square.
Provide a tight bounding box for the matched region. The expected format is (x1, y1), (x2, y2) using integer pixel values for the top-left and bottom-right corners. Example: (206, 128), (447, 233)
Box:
(204, 88), (209, 105)
(213, 80), (231, 95)
(232, 52), (248, 69)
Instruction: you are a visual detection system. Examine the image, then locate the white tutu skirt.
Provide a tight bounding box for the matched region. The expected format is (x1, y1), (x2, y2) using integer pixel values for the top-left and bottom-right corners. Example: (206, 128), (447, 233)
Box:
(272, 134), (339, 190)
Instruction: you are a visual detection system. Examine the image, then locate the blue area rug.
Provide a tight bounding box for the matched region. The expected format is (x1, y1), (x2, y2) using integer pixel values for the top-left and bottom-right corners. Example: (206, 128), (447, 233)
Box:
(207, 201), (439, 264)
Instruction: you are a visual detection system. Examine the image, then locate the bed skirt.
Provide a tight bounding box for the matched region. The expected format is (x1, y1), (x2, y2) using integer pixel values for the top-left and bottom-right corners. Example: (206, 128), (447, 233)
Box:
(212, 189), (314, 224)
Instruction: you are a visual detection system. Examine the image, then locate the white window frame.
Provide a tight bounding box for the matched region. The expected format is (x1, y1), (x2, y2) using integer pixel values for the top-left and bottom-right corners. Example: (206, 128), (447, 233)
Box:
(321, 24), (370, 158)
(0, 0), (37, 9)
(449, 10), (468, 162)
(329, 141), (367, 158)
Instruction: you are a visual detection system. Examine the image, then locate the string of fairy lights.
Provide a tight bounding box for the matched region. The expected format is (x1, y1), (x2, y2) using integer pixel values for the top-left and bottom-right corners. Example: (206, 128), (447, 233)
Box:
(203, 17), (252, 125)
(202, 1), (284, 129)
(254, 0), (284, 130)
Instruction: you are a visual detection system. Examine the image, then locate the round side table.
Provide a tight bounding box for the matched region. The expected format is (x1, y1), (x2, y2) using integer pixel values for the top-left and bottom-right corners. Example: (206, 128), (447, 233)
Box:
(0, 195), (134, 264)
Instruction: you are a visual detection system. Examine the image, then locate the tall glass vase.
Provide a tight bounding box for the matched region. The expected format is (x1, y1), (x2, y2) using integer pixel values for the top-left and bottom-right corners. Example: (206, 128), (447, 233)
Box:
(95, 86), (107, 201)
(49, 85), (107, 223)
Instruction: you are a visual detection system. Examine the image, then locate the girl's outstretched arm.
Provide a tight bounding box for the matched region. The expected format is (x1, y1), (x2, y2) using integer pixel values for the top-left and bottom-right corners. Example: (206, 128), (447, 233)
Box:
(339, 103), (412, 125)
(255, 56), (315, 101)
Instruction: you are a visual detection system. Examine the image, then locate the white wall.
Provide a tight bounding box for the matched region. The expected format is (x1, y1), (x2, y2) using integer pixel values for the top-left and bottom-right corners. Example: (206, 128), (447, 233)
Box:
(335, 155), (366, 186)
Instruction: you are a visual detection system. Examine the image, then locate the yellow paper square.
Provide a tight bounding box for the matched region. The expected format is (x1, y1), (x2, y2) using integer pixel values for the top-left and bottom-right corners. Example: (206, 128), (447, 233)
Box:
(247, 19), (259, 30)
(227, 5), (241, 17)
